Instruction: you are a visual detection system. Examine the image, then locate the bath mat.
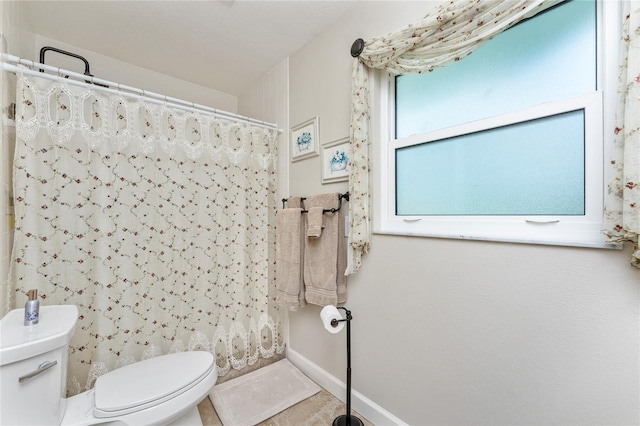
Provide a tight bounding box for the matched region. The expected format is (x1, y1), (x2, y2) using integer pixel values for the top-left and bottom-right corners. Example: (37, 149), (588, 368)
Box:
(209, 358), (320, 426)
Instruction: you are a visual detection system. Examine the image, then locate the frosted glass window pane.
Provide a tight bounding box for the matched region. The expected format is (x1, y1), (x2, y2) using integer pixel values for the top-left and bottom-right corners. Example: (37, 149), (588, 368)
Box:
(395, 0), (596, 138)
(395, 110), (585, 215)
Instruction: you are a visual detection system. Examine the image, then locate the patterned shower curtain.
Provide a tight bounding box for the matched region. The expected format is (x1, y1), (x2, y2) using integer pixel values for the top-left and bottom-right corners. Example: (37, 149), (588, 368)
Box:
(8, 71), (284, 394)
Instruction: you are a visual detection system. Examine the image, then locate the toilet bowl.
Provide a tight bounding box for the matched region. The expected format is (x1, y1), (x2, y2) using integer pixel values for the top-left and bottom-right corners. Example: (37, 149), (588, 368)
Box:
(0, 305), (218, 426)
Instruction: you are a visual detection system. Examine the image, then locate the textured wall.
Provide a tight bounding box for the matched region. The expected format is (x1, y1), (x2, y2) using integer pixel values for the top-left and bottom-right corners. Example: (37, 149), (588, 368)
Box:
(287, 1), (640, 424)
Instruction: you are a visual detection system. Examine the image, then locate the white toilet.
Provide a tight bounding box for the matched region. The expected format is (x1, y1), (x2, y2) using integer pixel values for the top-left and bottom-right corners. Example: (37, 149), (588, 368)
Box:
(0, 305), (218, 425)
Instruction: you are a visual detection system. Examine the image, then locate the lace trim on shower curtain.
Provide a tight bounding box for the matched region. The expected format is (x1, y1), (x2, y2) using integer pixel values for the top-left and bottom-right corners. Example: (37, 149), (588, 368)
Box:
(10, 72), (284, 395)
(15, 70), (276, 169)
(74, 315), (285, 396)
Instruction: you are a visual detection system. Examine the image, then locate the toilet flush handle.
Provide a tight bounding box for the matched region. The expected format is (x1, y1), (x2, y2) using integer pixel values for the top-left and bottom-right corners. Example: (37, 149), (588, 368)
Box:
(18, 360), (58, 383)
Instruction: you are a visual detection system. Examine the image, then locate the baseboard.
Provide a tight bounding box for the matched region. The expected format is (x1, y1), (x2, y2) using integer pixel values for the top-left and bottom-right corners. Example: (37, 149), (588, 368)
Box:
(287, 348), (408, 426)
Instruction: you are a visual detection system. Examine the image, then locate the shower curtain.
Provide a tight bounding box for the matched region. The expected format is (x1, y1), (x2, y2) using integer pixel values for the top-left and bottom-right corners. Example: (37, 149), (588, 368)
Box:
(7, 71), (284, 394)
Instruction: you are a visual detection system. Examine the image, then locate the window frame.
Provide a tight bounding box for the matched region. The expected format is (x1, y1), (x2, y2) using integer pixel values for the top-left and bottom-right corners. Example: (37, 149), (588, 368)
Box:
(373, 0), (622, 249)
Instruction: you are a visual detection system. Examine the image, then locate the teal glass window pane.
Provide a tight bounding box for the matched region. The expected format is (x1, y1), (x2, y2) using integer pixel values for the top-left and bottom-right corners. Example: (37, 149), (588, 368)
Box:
(395, 0), (596, 138)
(395, 110), (585, 216)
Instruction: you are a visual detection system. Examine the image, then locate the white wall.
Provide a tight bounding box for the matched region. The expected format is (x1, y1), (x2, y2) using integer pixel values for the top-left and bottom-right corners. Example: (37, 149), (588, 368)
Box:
(287, 2), (640, 425)
(32, 35), (237, 113)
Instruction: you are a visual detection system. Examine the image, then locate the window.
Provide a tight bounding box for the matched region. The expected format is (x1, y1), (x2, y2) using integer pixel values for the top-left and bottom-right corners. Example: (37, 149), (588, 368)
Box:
(375, 0), (621, 248)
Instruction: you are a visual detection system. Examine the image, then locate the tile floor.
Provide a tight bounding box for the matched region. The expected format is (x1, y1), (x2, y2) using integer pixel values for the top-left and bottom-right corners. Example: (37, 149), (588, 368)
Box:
(197, 387), (373, 426)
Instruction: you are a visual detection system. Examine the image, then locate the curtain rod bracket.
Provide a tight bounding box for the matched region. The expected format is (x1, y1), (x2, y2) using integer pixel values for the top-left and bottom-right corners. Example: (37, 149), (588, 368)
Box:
(350, 38), (365, 58)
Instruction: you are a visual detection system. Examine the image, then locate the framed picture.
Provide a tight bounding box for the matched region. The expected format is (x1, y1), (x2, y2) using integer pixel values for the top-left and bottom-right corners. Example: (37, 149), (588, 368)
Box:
(321, 137), (350, 184)
(290, 117), (319, 162)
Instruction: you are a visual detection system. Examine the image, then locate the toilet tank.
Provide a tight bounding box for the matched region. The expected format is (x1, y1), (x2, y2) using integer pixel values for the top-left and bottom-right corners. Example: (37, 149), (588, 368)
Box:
(0, 305), (79, 425)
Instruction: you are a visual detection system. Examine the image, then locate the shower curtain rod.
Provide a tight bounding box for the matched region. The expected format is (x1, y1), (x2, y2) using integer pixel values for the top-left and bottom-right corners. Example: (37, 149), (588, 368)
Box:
(1, 53), (282, 133)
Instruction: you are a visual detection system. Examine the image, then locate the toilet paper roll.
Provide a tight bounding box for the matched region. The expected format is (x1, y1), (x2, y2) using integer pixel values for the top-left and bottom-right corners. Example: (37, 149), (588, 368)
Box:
(320, 305), (344, 334)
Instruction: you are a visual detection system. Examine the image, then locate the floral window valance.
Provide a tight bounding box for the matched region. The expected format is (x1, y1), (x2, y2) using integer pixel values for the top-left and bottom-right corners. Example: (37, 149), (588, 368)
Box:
(347, 0), (640, 270)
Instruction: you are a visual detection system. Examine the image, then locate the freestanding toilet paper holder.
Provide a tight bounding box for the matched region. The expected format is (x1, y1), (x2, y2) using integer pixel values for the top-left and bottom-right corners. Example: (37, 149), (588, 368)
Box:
(322, 306), (363, 426)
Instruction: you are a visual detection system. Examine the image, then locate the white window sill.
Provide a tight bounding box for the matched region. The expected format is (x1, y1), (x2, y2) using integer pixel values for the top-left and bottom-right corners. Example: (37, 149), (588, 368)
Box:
(373, 222), (623, 250)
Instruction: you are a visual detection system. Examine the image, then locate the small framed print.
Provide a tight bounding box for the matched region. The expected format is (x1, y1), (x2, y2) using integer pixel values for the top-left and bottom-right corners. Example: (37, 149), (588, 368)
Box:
(290, 116), (319, 162)
(321, 137), (350, 184)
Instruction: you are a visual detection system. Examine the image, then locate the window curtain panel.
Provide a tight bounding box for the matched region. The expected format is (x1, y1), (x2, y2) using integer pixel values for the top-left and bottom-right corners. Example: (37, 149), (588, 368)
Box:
(347, 0), (563, 274)
(604, 1), (640, 268)
(9, 71), (284, 394)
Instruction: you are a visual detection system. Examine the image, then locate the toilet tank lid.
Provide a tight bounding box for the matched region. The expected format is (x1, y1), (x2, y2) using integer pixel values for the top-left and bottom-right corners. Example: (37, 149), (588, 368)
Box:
(0, 305), (79, 366)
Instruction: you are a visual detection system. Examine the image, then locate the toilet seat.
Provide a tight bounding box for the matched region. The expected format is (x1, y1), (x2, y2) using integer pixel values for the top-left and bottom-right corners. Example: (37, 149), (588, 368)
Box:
(93, 351), (215, 419)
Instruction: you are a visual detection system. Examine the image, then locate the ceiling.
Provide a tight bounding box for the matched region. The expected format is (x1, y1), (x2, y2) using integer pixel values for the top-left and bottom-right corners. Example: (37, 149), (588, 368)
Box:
(22, 1), (359, 97)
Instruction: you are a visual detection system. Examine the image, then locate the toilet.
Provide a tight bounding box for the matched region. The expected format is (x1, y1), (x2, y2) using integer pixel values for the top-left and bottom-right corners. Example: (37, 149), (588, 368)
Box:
(0, 305), (218, 425)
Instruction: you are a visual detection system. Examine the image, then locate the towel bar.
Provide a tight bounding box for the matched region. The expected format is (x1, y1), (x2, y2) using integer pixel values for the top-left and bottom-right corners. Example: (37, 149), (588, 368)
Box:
(281, 192), (349, 214)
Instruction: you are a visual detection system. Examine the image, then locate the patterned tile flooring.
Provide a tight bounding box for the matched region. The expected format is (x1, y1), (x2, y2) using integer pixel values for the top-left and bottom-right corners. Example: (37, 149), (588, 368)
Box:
(197, 388), (374, 426)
